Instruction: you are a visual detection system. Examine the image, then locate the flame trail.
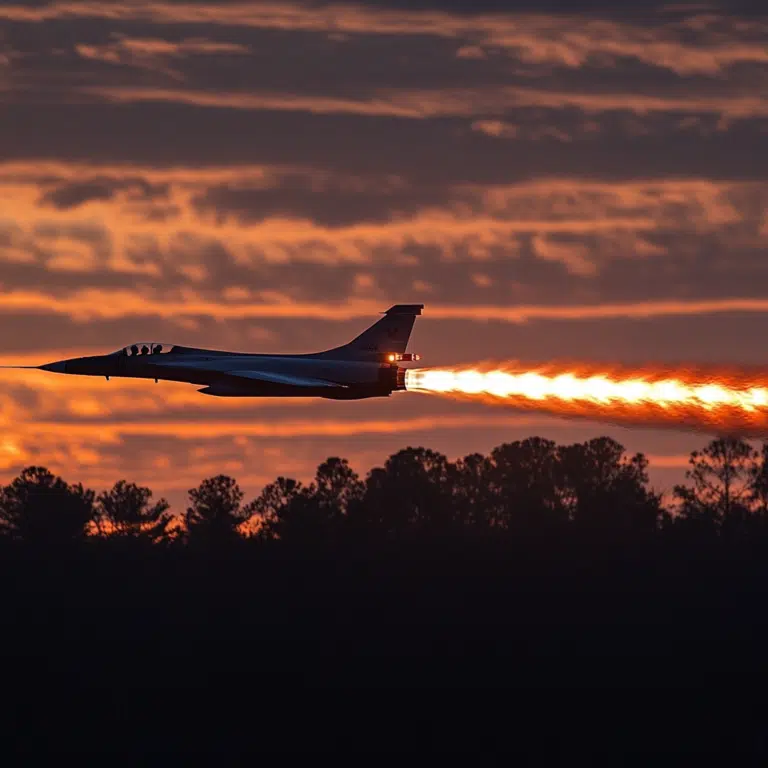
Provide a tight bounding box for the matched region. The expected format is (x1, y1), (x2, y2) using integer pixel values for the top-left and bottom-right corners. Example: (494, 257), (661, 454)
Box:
(404, 362), (768, 435)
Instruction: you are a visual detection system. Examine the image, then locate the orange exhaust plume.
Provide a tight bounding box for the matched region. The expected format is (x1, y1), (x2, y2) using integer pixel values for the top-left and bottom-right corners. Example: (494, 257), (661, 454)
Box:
(405, 361), (768, 435)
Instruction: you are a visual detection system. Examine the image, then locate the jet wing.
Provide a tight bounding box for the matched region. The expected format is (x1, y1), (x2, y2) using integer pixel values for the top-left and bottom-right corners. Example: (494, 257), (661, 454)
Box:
(223, 370), (345, 388)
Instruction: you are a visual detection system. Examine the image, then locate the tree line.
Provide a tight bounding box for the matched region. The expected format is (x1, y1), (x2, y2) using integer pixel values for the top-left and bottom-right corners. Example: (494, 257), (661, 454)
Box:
(5, 433), (768, 753)
(3, 434), (768, 549)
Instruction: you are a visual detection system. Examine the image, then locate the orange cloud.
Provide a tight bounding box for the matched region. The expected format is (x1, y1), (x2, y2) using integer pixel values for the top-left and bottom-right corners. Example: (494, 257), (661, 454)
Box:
(75, 35), (249, 79)
(4, 161), (749, 220)
(0, 166), (764, 320)
(2, 3), (766, 76)
(80, 85), (431, 118)
(81, 84), (768, 121)
(0, 160), (396, 190)
(108, 36), (249, 57)
(471, 120), (519, 139)
(533, 235), (597, 277)
(456, 45), (487, 60)
(4, 288), (768, 325)
(9, 413), (553, 441)
(429, 298), (768, 323)
(5, 165), (676, 273)
(644, 454), (692, 469)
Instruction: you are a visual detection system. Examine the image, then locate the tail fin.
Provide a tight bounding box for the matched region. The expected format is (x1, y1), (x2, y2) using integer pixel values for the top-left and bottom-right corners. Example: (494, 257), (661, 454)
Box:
(317, 304), (424, 360)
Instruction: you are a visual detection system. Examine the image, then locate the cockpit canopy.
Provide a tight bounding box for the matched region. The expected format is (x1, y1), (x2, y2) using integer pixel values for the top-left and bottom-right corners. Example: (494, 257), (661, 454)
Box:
(120, 342), (174, 357)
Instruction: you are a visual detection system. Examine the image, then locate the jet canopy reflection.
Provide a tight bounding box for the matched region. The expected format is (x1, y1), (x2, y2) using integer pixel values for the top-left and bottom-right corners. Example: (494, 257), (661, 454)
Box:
(120, 342), (176, 357)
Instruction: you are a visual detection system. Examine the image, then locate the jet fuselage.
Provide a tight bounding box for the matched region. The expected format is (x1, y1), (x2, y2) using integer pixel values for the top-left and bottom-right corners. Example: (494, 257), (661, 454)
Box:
(31, 304), (423, 400)
(45, 351), (402, 399)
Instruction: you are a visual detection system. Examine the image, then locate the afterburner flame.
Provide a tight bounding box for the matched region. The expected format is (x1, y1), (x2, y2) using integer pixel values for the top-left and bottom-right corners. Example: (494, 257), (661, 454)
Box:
(405, 362), (768, 434)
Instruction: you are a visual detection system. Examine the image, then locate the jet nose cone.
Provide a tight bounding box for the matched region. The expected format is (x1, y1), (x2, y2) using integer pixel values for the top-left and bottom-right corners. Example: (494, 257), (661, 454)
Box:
(39, 361), (68, 374)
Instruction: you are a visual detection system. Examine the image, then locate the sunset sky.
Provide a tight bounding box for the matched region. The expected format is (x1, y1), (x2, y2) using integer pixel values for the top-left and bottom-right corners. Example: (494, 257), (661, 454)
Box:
(1, 0), (767, 509)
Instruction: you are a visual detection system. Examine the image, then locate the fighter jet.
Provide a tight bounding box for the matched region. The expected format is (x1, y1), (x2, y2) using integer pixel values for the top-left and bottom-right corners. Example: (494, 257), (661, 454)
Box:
(15, 304), (424, 400)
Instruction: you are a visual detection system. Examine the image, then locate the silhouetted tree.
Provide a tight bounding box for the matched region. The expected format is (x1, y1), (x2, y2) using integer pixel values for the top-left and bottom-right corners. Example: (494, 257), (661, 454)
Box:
(248, 476), (304, 541)
(486, 438), (566, 530)
(185, 475), (250, 547)
(312, 457), (364, 518)
(558, 437), (660, 534)
(96, 480), (173, 545)
(0, 466), (95, 546)
(451, 452), (493, 527)
(253, 458), (365, 544)
(358, 447), (455, 537)
(674, 437), (757, 532)
(748, 441), (768, 517)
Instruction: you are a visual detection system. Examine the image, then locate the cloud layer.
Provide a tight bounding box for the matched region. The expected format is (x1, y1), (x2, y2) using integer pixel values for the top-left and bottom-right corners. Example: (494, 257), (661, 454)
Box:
(1, 1), (767, 505)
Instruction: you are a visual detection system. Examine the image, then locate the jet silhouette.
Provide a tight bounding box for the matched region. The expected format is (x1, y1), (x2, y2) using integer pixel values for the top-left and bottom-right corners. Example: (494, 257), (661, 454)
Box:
(18, 305), (423, 400)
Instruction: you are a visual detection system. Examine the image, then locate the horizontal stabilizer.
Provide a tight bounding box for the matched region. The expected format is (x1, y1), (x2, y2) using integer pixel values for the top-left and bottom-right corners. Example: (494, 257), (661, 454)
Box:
(225, 369), (343, 388)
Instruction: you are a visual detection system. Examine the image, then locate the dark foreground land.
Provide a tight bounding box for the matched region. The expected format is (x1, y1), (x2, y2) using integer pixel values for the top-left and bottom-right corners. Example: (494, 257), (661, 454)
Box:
(4, 541), (768, 754)
(2, 435), (768, 754)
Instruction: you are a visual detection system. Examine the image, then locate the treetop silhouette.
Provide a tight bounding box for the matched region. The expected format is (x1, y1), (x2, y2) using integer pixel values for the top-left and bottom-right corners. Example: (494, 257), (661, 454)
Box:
(2, 435), (768, 547)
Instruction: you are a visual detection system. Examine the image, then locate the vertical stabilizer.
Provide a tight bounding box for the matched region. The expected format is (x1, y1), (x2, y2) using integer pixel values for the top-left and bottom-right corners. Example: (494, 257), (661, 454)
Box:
(316, 305), (424, 360)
